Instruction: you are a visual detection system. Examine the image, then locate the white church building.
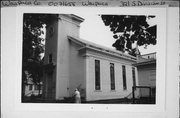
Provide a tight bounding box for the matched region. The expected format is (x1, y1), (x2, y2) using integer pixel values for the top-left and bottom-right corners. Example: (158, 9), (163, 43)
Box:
(42, 14), (139, 101)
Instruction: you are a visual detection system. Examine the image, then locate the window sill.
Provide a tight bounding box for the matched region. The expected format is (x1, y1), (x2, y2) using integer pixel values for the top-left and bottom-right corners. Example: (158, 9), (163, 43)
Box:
(94, 90), (102, 92)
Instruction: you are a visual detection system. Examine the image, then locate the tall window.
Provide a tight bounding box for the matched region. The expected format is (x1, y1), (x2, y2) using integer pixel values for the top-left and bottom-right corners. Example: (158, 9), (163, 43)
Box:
(132, 67), (136, 87)
(122, 65), (127, 90)
(110, 63), (115, 90)
(95, 60), (100, 90)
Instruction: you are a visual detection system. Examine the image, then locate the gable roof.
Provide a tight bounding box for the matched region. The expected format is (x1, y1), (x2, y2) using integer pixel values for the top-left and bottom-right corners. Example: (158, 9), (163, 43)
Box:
(68, 36), (137, 62)
(134, 54), (156, 66)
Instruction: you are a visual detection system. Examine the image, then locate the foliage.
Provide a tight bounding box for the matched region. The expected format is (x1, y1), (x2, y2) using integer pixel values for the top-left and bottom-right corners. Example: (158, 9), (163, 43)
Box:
(101, 15), (156, 56)
(22, 14), (58, 97)
(23, 14), (56, 64)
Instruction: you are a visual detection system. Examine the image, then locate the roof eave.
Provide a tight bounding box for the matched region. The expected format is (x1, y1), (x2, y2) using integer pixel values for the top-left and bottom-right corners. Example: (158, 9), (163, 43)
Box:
(79, 46), (137, 62)
(68, 35), (137, 62)
(133, 60), (156, 66)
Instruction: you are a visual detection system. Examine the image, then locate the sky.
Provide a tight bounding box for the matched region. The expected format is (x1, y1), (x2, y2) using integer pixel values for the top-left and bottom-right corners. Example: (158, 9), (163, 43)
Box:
(40, 13), (157, 55)
(76, 13), (157, 55)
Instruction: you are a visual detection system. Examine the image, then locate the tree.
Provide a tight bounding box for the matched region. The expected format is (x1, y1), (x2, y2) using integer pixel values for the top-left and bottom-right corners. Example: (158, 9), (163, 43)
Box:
(101, 15), (156, 56)
(22, 14), (58, 100)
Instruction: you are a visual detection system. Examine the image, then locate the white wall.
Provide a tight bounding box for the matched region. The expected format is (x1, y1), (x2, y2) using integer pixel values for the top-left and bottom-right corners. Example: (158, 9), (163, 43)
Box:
(138, 68), (156, 86)
(86, 52), (137, 101)
(137, 64), (156, 97)
(69, 41), (86, 97)
(55, 15), (83, 99)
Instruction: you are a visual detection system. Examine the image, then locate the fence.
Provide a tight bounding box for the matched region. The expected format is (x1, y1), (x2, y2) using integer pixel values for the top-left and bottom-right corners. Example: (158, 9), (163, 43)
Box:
(132, 86), (155, 104)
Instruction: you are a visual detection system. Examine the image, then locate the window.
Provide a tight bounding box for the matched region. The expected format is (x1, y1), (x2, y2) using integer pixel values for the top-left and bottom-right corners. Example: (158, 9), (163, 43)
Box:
(110, 63), (115, 90)
(48, 53), (53, 64)
(122, 65), (127, 90)
(95, 60), (100, 90)
(132, 67), (136, 87)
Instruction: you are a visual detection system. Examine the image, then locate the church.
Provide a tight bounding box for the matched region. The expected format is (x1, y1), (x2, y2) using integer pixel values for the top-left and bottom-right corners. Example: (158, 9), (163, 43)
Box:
(42, 14), (141, 102)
